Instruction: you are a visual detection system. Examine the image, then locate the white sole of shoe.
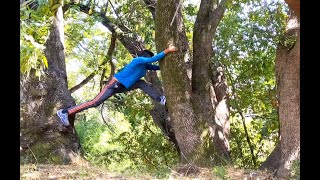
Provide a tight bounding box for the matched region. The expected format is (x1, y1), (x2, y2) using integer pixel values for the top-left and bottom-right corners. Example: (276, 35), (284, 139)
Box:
(56, 111), (70, 126)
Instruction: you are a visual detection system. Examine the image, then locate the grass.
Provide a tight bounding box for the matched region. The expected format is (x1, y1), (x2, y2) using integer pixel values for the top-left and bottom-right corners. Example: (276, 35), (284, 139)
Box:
(20, 161), (283, 180)
(20, 163), (146, 180)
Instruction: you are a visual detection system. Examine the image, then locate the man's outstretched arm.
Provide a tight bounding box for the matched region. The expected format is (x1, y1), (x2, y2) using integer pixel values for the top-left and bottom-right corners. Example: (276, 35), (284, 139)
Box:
(137, 45), (178, 64)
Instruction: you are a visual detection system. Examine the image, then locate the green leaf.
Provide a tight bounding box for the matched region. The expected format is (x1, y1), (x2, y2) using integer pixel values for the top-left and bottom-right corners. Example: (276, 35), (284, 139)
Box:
(42, 55), (48, 68)
(83, 31), (90, 38)
(51, 4), (60, 11)
(20, 15), (29, 21)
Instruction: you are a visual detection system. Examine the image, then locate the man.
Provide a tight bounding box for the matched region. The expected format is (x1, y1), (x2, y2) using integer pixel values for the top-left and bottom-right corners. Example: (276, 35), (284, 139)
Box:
(57, 45), (177, 126)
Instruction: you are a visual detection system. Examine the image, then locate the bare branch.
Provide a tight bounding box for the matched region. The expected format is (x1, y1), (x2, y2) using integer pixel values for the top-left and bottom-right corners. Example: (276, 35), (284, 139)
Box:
(170, 0), (182, 26)
(224, 66), (257, 166)
(99, 68), (107, 91)
(69, 74), (95, 93)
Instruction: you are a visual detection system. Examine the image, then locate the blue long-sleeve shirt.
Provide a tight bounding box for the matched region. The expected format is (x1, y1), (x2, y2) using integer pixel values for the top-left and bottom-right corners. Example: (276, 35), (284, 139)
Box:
(114, 51), (165, 88)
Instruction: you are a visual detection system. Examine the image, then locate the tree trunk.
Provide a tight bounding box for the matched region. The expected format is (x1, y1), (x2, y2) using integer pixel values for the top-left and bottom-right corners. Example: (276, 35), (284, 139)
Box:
(142, 0), (179, 155)
(192, 0), (231, 164)
(156, 0), (226, 167)
(284, 0), (300, 18)
(260, 11), (300, 179)
(20, 5), (80, 164)
(211, 63), (232, 163)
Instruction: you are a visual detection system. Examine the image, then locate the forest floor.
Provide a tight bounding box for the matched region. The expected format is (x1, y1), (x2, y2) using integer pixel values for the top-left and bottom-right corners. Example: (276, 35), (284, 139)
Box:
(20, 164), (286, 180)
(20, 162), (287, 180)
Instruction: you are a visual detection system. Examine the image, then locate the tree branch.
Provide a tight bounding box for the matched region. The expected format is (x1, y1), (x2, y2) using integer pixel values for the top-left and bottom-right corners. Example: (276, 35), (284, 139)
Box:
(108, 0), (131, 32)
(99, 68), (107, 91)
(103, 1), (109, 15)
(142, 0), (157, 20)
(69, 74), (95, 93)
(211, 0), (228, 33)
(192, 0), (229, 98)
(63, 2), (144, 55)
(100, 33), (117, 90)
(239, 111), (257, 167)
(69, 33), (117, 93)
(65, 33), (98, 61)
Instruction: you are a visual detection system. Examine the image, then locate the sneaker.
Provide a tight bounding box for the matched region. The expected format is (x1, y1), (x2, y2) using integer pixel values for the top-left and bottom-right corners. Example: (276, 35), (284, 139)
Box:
(159, 96), (166, 105)
(56, 109), (70, 126)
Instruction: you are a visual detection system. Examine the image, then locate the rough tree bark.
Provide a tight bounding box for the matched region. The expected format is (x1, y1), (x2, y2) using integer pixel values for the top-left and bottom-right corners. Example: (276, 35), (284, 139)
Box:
(155, 0), (230, 168)
(192, 0), (231, 164)
(20, 3), (80, 164)
(259, 10), (300, 179)
(156, 0), (201, 167)
(142, 0), (180, 155)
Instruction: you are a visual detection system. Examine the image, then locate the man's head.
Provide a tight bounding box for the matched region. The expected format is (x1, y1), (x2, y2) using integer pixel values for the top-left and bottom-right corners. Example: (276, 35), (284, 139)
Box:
(139, 49), (154, 57)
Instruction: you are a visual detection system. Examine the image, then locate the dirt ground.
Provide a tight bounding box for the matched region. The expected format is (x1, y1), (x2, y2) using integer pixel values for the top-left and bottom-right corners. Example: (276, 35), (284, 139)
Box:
(20, 163), (149, 180)
(20, 162), (284, 180)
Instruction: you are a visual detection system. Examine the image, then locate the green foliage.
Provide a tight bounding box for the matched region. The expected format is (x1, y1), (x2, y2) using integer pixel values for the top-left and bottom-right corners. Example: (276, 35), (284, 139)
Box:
(280, 35), (296, 50)
(291, 160), (300, 180)
(74, 90), (178, 178)
(213, 0), (288, 168)
(49, 0), (63, 14)
(229, 110), (279, 168)
(20, 0), (52, 77)
(63, 10), (114, 88)
(107, 0), (156, 50)
(182, 2), (198, 50)
(213, 166), (229, 179)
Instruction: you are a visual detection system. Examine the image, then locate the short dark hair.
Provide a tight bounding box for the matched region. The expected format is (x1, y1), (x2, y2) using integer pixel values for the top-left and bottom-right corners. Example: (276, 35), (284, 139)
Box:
(139, 49), (154, 57)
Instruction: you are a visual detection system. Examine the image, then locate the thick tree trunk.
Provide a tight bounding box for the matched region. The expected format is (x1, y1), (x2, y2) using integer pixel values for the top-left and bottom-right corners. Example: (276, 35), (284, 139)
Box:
(20, 6), (80, 164)
(156, 0), (215, 167)
(260, 11), (300, 179)
(192, 0), (231, 164)
(142, 0), (179, 155)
